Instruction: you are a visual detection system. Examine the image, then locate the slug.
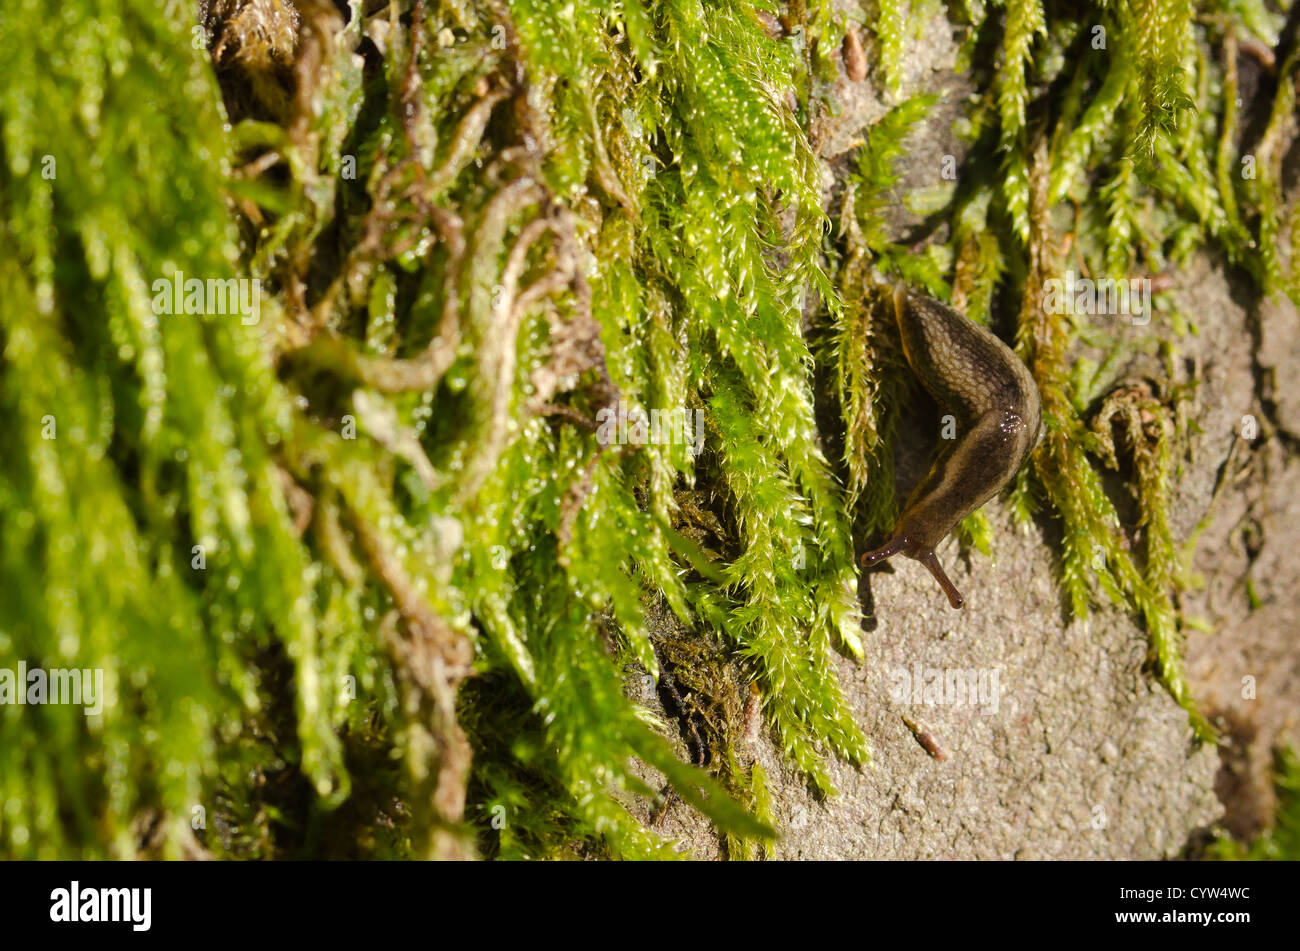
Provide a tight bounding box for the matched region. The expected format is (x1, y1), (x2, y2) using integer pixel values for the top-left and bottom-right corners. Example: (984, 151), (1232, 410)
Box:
(842, 27), (867, 82)
(860, 289), (1042, 609)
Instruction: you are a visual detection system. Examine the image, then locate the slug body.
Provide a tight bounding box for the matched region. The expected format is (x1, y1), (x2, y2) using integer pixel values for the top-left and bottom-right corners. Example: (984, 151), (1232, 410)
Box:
(842, 27), (867, 82)
(860, 290), (1042, 609)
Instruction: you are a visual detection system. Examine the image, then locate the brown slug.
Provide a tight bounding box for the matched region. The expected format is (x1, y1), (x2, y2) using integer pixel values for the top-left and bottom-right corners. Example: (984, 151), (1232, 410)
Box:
(860, 289), (1042, 609)
(842, 27), (867, 82)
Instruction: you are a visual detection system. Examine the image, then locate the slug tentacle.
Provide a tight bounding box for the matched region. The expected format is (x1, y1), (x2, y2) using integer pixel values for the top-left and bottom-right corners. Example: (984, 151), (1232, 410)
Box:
(860, 289), (1042, 610)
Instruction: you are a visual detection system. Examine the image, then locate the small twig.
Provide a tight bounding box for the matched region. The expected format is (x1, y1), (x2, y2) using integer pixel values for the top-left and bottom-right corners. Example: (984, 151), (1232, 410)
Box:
(743, 682), (763, 747)
(535, 401), (599, 431)
(232, 149), (284, 180)
(556, 449), (605, 562)
(276, 465), (315, 537)
(423, 89), (510, 200)
(901, 714), (947, 762)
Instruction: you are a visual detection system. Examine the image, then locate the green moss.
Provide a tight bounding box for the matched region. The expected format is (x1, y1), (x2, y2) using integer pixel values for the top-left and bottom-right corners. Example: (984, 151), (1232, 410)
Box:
(1208, 747), (1300, 860)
